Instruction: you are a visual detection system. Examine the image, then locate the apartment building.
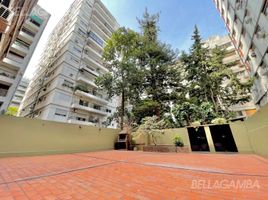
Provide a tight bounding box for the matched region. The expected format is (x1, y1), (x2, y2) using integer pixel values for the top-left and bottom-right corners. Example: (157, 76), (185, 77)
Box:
(9, 78), (29, 108)
(19, 0), (119, 128)
(0, 4), (50, 114)
(0, 0), (38, 59)
(213, 0), (268, 107)
(204, 35), (257, 119)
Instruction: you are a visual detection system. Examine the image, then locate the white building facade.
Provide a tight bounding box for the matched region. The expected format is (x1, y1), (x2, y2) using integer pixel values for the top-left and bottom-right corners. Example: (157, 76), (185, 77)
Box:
(0, 4), (50, 113)
(214, 0), (268, 107)
(205, 35), (257, 119)
(10, 78), (29, 108)
(19, 0), (119, 128)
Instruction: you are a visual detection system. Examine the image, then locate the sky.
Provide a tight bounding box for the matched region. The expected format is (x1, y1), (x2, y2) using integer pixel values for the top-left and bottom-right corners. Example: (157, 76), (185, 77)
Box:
(24, 0), (227, 79)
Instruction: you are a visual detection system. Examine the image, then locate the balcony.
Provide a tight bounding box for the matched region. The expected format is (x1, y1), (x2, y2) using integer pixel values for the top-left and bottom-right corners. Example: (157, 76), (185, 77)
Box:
(75, 89), (108, 105)
(94, 2), (116, 29)
(23, 19), (39, 33)
(77, 76), (98, 88)
(0, 70), (15, 85)
(0, 4), (13, 33)
(10, 42), (29, 57)
(222, 54), (239, 64)
(18, 30), (34, 44)
(2, 57), (22, 70)
(83, 53), (109, 73)
(91, 20), (110, 41)
(81, 65), (100, 77)
(72, 103), (107, 116)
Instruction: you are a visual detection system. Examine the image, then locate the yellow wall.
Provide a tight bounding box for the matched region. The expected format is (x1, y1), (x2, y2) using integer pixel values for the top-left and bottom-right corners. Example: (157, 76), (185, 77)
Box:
(243, 105), (268, 157)
(0, 116), (119, 157)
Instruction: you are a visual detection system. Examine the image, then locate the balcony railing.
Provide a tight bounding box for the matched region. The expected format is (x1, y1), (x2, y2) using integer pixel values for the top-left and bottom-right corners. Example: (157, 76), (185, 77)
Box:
(0, 70), (16, 79)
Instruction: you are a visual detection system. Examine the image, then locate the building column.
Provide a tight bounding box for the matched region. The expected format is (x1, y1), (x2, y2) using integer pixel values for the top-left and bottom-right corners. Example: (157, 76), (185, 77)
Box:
(204, 126), (216, 153)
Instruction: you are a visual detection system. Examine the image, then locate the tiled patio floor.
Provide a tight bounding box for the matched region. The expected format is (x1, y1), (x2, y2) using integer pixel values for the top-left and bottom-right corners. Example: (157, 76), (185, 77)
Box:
(0, 151), (268, 200)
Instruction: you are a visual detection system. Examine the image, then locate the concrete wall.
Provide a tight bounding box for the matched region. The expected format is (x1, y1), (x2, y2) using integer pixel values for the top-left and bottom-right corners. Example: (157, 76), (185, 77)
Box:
(0, 116), (119, 157)
(242, 105), (268, 157)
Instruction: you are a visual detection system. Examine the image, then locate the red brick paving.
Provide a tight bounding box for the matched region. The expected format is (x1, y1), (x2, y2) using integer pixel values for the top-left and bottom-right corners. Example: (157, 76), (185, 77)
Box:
(0, 151), (267, 200)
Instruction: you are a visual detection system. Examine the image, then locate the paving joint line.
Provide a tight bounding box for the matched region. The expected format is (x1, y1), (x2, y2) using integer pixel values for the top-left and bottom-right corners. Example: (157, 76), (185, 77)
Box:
(72, 153), (268, 178)
(0, 161), (117, 186)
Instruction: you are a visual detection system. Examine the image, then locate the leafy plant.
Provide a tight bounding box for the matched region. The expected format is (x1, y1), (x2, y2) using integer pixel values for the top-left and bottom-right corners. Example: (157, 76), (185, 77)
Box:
(211, 118), (227, 125)
(173, 135), (184, 147)
(6, 106), (18, 116)
(137, 116), (167, 146)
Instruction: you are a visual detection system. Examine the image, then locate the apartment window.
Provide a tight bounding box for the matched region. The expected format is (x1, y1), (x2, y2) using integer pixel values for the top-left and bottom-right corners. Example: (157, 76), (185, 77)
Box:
(80, 20), (87, 28)
(0, 83), (9, 97)
(70, 56), (79, 64)
(78, 28), (86, 37)
(76, 117), (86, 122)
(21, 27), (35, 37)
(55, 109), (67, 117)
(88, 31), (104, 47)
(106, 109), (112, 113)
(79, 99), (89, 107)
(241, 27), (246, 37)
(14, 38), (30, 49)
(234, 15), (238, 24)
(93, 105), (101, 110)
(30, 14), (44, 27)
(255, 25), (267, 39)
(73, 46), (82, 53)
(262, 0), (268, 16)
(232, 29), (237, 38)
(62, 80), (74, 89)
(9, 51), (25, 60)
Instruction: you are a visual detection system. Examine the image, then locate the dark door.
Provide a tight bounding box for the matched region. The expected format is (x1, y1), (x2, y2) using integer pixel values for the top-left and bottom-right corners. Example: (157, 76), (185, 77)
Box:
(188, 127), (210, 151)
(209, 125), (238, 152)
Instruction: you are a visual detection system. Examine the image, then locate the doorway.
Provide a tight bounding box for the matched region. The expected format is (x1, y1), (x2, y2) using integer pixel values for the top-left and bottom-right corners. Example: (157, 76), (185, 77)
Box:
(188, 127), (210, 151)
(209, 125), (238, 152)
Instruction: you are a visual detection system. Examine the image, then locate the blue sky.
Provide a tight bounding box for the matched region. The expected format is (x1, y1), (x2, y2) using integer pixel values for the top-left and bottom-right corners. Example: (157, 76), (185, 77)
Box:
(102, 0), (227, 51)
(25, 0), (228, 78)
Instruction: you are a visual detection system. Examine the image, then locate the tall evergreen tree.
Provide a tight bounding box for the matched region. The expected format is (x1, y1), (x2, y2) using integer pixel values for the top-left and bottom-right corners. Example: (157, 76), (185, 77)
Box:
(180, 26), (252, 118)
(135, 9), (180, 120)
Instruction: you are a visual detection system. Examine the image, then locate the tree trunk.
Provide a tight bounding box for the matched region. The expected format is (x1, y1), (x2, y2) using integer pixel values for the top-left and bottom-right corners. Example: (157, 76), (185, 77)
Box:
(210, 88), (218, 114)
(120, 90), (125, 130)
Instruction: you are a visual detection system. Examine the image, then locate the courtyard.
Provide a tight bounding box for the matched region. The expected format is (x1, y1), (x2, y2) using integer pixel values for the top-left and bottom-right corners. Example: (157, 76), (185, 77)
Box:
(0, 151), (267, 200)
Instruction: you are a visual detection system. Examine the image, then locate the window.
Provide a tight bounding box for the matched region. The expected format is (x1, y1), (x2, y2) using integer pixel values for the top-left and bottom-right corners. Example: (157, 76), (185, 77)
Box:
(55, 109), (67, 117)
(70, 56), (79, 64)
(73, 46), (82, 53)
(14, 38), (30, 49)
(106, 109), (112, 113)
(262, 0), (268, 16)
(21, 27), (35, 37)
(78, 28), (86, 37)
(76, 117), (86, 122)
(241, 27), (246, 37)
(62, 80), (74, 89)
(93, 104), (101, 110)
(79, 99), (89, 107)
(88, 31), (104, 47)
(234, 15), (238, 24)
(30, 15), (43, 27)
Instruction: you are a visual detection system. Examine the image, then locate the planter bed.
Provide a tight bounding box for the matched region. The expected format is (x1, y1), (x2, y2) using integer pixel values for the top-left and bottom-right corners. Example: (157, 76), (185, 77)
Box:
(143, 145), (190, 153)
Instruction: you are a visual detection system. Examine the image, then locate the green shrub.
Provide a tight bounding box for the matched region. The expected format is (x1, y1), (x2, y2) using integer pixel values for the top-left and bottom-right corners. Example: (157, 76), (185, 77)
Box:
(173, 135), (184, 147)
